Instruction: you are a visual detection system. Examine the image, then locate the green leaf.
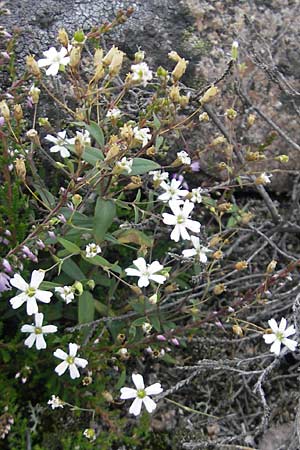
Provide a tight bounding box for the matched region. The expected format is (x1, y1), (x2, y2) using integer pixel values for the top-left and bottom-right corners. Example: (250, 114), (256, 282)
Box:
(114, 229), (153, 247)
(149, 314), (161, 332)
(153, 113), (161, 130)
(93, 197), (116, 243)
(83, 254), (122, 274)
(57, 238), (81, 255)
(94, 299), (108, 315)
(132, 317), (147, 327)
(78, 291), (95, 324)
(115, 368), (126, 389)
(155, 135), (164, 151)
(86, 121), (105, 147)
(33, 184), (56, 209)
(82, 146), (104, 164)
(130, 158), (160, 176)
(62, 258), (85, 280)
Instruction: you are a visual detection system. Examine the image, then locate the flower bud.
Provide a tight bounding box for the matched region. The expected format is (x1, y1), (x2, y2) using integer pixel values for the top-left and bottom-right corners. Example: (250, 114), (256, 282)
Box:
(57, 28), (69, 48)
(130, 285), (143, 296)
(26, 129), (40, 146)
(74, 135), (84, 158)
(134, 49), (145, 63)
(266, 260), (277, 274)
(169, 85), (181, 103)
(69, 46), (81, 68)
(225, 108), (237, 120)
(73, 281), (83, 295)
(102, 391), (113, 403)
(109, 49), (124, 77)
(199, 112), (210, 122)
(0, 100), (10, 120)
(103, 46), (120, 66)
(73, 30), (85, 44)
(212, 250), (223, 260)
(13, 104), (23, 121)
(232, 324), (243, 337)
(26, 55), (41, 78)
(247, 114), (256, 127)
(156, 66), (169, 79)
(200, 85), (219, 105)
(149, 293), (158, 304)
(213, 283), (226, 295)
(231, 41), (239, 61)
(168, 51), (180, 62)
(15, 158), (26, 182)
(275, 154), (289, 163)
(172, 57), (188, 81)
(72, 194), (82, 207)
(217, 202), (232, 212)
(29, 85), (41, 104)
(86, 279), (95, 290)
(235, 261), (248, 271)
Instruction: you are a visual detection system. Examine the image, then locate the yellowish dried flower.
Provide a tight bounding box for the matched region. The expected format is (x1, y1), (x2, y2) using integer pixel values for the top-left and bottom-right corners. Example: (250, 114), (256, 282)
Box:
(172, 57), (188, 80)
(26, 55), (41, 78)
(235, 261), (248, 271)
(57, 28), (69, 48)
(199, 112), (210, 122)
(232, 324), (243, 337)
(15, 158), (26, 182)
(247, 114), (256, 127)
(213, 284), (226, 295)
(266, 260), (277, 274)
(200, 85), (219, 104)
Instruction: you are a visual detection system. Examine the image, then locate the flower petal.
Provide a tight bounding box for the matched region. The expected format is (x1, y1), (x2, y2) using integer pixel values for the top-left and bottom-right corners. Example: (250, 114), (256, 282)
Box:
(42, 325), (57, 334)
(21, 324), (35, 333)
(137, 276), (150, 288)
(278, 317), (287, 332)
(148, 261), (163, 274)
(24, 333), (36, 348)
(34, 312), (44, 327)
(120, 387), (137, 399)
(10, 274), (28, 291)
(179, 224), (191, 241)
(132, 373), (144, 390)
(143, 396), (157, 413)
(35, 289), (52, 303)
(145, 383), (163, 396)
(30, 270), (45, 289)
(54, 349), (68, 360)
(55, 360), (68, 376)
(282, 338), (297, 352)
(125, 268), (142, 277)
(10, 293), (27, 309)
(74, 357), (88, 368)
(69, 343), (78, 357)
(36, 334), (47, 350)
(149, 274), (166, 284)
(263, 333), (276, 344)
(26, 297), (38, 315)
(69, 363), (80, 379)
(133, 257), (147, 272)
(129, 397), (143, 416)
(284, 325), (296, 338)
(185, 219), (201, 234)
(182, 200), (194, 217)
(270, 339), (281, 356)
(170, 224), (180, 242)
(182, 248), (197, 258)
(268, 319), (278, 333)
(162, 213), (177, 226)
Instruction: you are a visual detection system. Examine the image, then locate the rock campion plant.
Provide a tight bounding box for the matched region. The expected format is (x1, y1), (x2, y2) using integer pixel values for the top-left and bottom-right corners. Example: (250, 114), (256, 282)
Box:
(0, 8), (299, 449)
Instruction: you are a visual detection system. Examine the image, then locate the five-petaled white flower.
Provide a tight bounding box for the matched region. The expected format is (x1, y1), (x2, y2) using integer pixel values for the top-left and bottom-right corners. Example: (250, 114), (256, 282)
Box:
(48, 395), (64, 409)
(131, 62), (153, 86)
(177, 151), (191, 165)
(54, 343), (88, 379)
(38, 47), (70, 76)
(190, 187), (203, 204)
(55, 286), (74, 304)
(133, 127), (151, 147)
(45, 130), (70, 158)
(85, 243), (101, 258)
(162, 200), (201, 242)
(114, 157), (133, 174)
(106, 108), (121, 119)
(21, 313), (57, 350)
(263, 318), (297, 356)
(182, 236), (210, 263)
(10, 270), (53, 315)
(67, 130), (91, 147)
(158, 178), (189, 203)
(120, 373), (163, 416)
(125, 257), (166, 288)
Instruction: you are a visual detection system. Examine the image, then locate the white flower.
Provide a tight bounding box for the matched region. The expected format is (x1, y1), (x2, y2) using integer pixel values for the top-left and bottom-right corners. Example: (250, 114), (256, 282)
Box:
(259, 173), (272, 184)
(133, 127), (151, 147)
(83, 428), (96, 441)
(162, 200), (201, 242)
(131, 62), (153, 86)
(67, 130), (91, 147)
(45, 130), (70, 158)
(182, 236), (210, 263)
(54, 343), (88, 379)
(55, 286), (74, 304)
(106, 108), (121, 119)
(48, 395), (64, 409)
(85, 243), (101, 258)
(120, 373), (163, 416)
(38, 47), (70, 76)
(10, 270), (53, 315)
(114, 157), (133, 174)
(21, 312), (57, 350)
(149, 170), (169, 184)
(125, 257), (166, 288)
(190, 187), (203, 204)
(263, 318), (297, 356)
(158, 178), (189, 203)
(177, 151), (191, 165)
